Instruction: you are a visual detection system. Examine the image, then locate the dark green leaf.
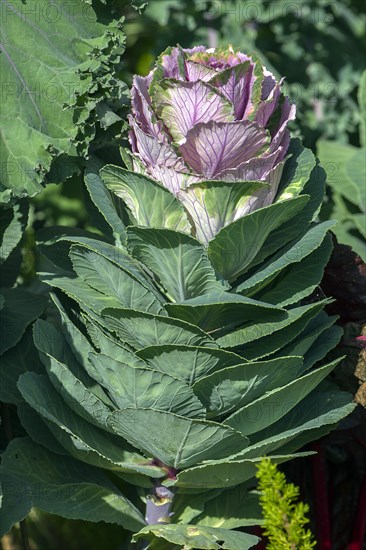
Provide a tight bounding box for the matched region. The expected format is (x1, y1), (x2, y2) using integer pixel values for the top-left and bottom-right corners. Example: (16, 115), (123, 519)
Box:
(132, 524), (259, 549)
(137, 344), (244, 385)
(192, 356), (302, 418)
(225, 359), (341, 435)
(127, 227), (227, 301)
(88, 353), (206, 418)
(166, 292), (286, 332)
(208, 195), (309, 281)
(102, 308), (216, 349)
(108, 408), (249, 469)
(1, 438), (145, 532)
(0, 288), (47, 355)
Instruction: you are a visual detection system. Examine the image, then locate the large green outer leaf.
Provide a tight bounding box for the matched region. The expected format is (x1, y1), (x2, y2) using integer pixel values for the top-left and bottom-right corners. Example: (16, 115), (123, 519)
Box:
(0, 473), (32, 536)
(193, 485), (262, 529)
(171, 488), (225, 526)
(256, 235), (333, 306)
(192, 356), (302, 418)
(33, 317), (113, 407)
(108, 408), (249, 469)
(101, 166), (191, 233)
(208, 195), (309, 281)
(38, 232), (165, 302)
(88, 353), (206, 418)
(102, 307), (216, 349)
(137, 345), (244, 385)
(127, 227), (227, 301)
(17, 372), (164, 479)
(17, 402), (69, 456)
(247, 162), (326, 272)
(41, 352), (114, 431)
(132, 524), (259, 549)
(236, 221), (335, 297)
(225, 359), (340, 435)
(217, 301), (326, 354)
(166, 292), (286, 332)
(85, 319), (147, 367)
(70, 245), (164, 315)
(0, 438), (145, 534)
(302, 325), (343, 371)
(274, 312), (338, 372)
(0, 327), (43, 404)
(237, 389), (356, 458)
(0, 1), (126, 199)
(173, 453), (310, 490)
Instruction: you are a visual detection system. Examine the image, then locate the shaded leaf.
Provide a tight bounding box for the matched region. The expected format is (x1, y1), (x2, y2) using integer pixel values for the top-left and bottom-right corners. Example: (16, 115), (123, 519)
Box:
(0, 288), (47, 355)
(132, 523), (259, 549)
(108, 408), (249, 469)
(0, 438), (145, 533)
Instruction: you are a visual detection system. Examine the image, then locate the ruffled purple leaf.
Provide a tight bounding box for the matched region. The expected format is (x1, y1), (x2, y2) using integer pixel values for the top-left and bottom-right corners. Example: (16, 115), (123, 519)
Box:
(269, 98), (296, 153)
(180, 120), (269, 179)
(215, 149), (283, 183)
(154, 80), (234, 144)
(208, 62), (252, 119)
(255, 78), (284, 128)
(131, 75), (165, 140)
(129, 118), (186, 172)
(261, 71), (277, 100)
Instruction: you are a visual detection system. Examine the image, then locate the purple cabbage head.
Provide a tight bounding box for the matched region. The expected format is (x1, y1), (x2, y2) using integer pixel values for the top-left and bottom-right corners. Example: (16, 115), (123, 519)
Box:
(128, 45), (296, 243)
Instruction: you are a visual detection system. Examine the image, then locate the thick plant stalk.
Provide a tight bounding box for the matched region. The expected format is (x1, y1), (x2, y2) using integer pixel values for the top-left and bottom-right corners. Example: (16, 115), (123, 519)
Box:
(139, 484), (175, 549)
(145, 484), (175, 525)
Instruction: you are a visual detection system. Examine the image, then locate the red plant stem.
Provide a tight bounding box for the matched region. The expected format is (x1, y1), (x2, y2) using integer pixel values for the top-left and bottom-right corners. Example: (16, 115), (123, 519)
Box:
(311, 442), (332, 550)
(348, 469), (366, 550)
(252, 526), (266, 549)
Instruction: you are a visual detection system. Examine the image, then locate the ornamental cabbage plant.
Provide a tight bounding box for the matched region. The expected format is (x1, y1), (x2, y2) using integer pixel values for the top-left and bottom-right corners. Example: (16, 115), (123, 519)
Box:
(0, 45), (356, 550)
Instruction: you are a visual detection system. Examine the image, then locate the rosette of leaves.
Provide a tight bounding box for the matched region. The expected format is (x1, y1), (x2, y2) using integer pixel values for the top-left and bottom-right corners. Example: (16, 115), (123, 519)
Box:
(0, 46), (356, 549)
(318, 70), (366, 261)
(126, 45), (295, 244)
